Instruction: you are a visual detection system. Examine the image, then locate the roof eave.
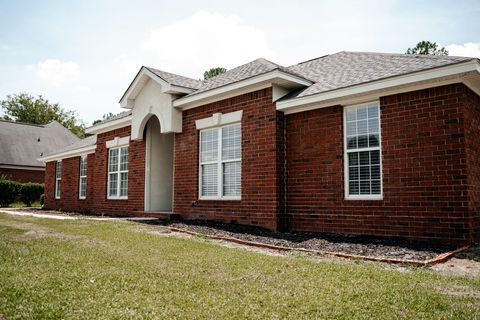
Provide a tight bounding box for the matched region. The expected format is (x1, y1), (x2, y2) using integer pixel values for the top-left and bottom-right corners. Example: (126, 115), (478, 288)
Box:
(173, 69), (312, 110)
(119, 67), (196, 109)
(38, 144), (97, 163)
(277, 59), (480, 114)
(85, 115), (133, 134)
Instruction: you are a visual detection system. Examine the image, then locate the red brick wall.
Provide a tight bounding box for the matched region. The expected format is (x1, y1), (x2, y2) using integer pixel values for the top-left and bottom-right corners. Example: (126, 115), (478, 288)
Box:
(44, 126), (146, 216)
(174, 88), (284, 230)
(0, 168), (44, 183)
(464, 87), (480, 241)
(44, 156), (89, 212)
(286, 83), (474, 244)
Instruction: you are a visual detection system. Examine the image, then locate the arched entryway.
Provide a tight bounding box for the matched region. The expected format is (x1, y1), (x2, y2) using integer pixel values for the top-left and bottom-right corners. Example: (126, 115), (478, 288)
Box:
(144, 116), (174, 212)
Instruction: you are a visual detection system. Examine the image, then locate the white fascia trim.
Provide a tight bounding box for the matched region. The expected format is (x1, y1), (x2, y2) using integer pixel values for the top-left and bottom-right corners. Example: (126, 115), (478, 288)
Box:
(38, 145), (96, 163)
(106, 136), (130, 148)
(277, 60), (480, 114)
(119, 67), (196, 109)
(85, 115), (132, 134)
(195, 110), (243, 130)
(173, 70), (312, 110)
(0, 164), (45, 171)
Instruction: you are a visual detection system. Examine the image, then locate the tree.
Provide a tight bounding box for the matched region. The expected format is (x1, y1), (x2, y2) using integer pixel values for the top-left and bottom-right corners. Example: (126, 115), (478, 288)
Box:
(92, 112), (115, 125)
(1, 93), (86, 138)
(406, 41), (448, 55)
(203, 67), (227, 80)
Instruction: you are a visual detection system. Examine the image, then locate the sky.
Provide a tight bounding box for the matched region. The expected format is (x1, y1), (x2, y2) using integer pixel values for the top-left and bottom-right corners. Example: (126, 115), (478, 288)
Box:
(0, 0), (479, 125)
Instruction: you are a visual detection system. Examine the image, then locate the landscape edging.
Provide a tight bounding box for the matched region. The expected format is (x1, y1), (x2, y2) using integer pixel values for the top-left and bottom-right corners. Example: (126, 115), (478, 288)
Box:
(167, 227), (469, 266)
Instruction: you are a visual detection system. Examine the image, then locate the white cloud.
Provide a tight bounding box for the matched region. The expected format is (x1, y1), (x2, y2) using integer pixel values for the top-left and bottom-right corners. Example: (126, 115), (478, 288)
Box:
(139, 10), (275, 77)
(445, 42), (480, 58)
(28, 59), (80, 86)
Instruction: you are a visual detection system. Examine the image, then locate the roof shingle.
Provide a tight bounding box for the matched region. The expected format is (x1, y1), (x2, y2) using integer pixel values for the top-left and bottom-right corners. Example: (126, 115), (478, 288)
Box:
(0, 120), (79, 167)
(286, 51), (473, 98)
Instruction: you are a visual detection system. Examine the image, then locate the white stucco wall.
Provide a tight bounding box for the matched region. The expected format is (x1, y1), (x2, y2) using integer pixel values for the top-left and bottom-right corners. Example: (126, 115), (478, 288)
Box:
(145, 117), (174, 212)
(131, 79), (182, 140)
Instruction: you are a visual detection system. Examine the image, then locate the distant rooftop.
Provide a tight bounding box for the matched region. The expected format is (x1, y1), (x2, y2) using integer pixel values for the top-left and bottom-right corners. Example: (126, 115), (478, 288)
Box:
(0, 120), (79, 168)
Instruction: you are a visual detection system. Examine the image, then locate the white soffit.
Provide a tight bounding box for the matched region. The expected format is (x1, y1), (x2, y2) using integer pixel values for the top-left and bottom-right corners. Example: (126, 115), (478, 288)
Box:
(38, 145), (96, 162)
(105, 136), (130, 148)
(85, 115), (132, 135)
(173, 70), (312, 110)
(277, 60), (480, 114)
(195, 110), (243, 130)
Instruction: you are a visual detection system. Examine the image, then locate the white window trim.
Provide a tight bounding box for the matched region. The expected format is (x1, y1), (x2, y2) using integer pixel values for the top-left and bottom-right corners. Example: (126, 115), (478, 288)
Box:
(105, 136), (130, 149)
(343, 101), (383, 200)
(195, 110), (243, 130)
(79, 155), (87, 200)
(107, 146), (129, 200)
(198, 123), (241, 200)
(55, 161), (61, 199)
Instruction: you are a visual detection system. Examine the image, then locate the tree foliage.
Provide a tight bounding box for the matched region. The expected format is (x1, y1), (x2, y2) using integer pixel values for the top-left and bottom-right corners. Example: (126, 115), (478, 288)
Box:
(1, 93), (86, 138)
(406, 41), (449, 56)
(203, 67), (227, 80)
(92, 112), (115, 125)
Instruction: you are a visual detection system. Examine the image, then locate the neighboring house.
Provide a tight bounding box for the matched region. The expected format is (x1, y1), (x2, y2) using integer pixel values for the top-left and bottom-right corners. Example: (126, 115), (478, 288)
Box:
(39, 51), (480, 244)
(0, 120), (79, 183)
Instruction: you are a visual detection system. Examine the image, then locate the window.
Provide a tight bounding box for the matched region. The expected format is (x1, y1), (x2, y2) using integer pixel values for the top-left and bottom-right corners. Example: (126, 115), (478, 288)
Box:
(199, 123), (241, 199)
(55, 161), (62, 199)
(107, 146), (128, 199)
(79, 156), (87, 199)
(344, 102), (382, 199)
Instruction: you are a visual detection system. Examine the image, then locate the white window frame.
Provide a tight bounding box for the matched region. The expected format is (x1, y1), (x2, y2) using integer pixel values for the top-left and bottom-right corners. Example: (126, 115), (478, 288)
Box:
(79, 156), (87, 199)
(199, 123), (241, 200)
(107, 146), (129, 200)
(343, 101), (383, 200)
(55, 161), (62, 199)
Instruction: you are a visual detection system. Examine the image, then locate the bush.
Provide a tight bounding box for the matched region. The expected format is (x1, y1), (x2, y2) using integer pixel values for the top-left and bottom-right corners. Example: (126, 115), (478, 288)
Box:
(20, 183), (44, 206)
(40, 194), (45, 206)
(0, 180), (21, 207)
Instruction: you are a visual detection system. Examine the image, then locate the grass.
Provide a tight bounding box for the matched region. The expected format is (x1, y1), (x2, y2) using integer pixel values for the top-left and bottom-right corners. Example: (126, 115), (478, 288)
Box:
(0, 213), (479, 319)
(8, 201), (41, 208)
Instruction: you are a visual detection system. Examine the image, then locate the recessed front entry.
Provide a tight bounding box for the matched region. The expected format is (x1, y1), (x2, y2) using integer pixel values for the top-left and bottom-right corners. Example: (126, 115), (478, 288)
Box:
(144, 116), (174, 212)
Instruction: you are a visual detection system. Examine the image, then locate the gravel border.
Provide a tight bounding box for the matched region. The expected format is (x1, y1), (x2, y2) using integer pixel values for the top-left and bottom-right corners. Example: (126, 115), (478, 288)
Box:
(145, 220), (457, 261)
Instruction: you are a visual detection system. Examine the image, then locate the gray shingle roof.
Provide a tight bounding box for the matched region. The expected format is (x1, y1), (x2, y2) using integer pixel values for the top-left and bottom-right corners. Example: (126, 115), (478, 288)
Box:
(184, 58), (309, 97)
(88, 110), (132, 130)
(0, 120), (79, 168)
(146, 67), (203, 89)
(146, 52), (475, 102)
(43, 134), (97, 157)
(286, 51), (474, 98)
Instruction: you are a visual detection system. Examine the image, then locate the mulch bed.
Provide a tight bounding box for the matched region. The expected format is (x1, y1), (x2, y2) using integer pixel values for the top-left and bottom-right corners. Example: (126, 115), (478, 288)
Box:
(145, 220), (457, 262)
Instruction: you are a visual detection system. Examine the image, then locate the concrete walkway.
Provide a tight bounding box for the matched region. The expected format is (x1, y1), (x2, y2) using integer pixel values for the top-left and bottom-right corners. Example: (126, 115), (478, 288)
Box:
(0, 208), (159, 221)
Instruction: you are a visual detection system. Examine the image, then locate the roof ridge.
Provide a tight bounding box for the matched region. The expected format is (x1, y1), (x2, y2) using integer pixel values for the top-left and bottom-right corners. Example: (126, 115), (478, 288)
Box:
(341, 50), (474, 60)
(292, 53), (333, 66)
(145, 66), (203, 83)
(0, 119), (46, 127)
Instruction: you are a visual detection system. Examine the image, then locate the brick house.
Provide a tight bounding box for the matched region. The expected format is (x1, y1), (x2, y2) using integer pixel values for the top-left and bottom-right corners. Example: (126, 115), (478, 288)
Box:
(40, 52), (480, 244)
(0, 120), (79, 183)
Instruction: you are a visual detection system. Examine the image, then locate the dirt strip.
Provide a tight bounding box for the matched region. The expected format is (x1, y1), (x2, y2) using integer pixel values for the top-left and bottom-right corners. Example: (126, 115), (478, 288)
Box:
(166, 226), (469, 266)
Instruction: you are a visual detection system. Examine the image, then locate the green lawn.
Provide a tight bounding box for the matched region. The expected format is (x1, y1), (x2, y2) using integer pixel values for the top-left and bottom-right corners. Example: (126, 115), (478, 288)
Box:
(0, 213), (478, 319)
(8, 201), (41, 208)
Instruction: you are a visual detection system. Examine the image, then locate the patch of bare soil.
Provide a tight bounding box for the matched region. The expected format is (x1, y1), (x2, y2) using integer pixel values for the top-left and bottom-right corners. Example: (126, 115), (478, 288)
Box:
(430, 258), (480, 278)
(139, 220), (457, 261)
(435, 283), (480, 298)
(0, 220), (101, 247)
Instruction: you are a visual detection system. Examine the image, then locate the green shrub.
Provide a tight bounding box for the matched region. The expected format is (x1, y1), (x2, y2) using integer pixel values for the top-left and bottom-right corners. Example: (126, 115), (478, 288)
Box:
(40, 194), (45, 206)
(0, 180), (21, 207)
(20, 183), (44, 206)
